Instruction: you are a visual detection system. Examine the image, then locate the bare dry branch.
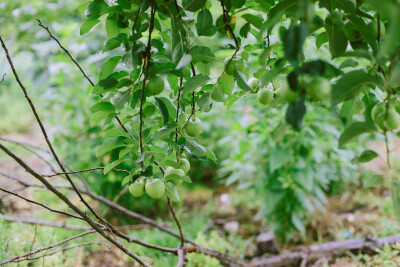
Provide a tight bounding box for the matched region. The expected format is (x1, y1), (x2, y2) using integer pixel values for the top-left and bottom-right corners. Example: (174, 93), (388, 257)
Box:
(43, 167), (130, 177)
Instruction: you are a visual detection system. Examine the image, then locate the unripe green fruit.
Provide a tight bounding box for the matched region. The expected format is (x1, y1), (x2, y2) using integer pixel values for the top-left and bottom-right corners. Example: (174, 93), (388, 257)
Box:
(177, 158), (190, 173)
(129, 179), (145, 197)
(275, 82), (299, 103)
(368, 21), (385, 38)
(146, 76), (165, 95)
(374, 106), (400, 131)
(257, 88), (274, 105)
(182, 0), (206, 12)
(165, 166), (185, 185)
(145, 179), (165, 199)
(371, 103), (385, 122)
(185, 117), (202, 137)
(224, 58), (245, 75)
(248, 78), (259, 89)
(165, 166), (185, 177)
(306, 77), (331, 101)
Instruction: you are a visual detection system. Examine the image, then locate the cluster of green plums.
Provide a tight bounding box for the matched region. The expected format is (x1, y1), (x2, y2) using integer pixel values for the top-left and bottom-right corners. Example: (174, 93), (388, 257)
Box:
(129, 158), (191, 199)
(145, 75), (203, 137)
(250, 75), (332, 106)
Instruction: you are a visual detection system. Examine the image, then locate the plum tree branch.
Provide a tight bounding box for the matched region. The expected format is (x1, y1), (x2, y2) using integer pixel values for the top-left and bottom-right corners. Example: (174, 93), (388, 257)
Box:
(0, 143), (150, 266)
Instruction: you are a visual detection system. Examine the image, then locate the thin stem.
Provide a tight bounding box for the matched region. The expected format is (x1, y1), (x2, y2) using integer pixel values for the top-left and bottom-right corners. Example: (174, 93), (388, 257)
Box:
(43, 167), (130, 177)
(167, 197), (185, 247)
(0, 143), (149, 266)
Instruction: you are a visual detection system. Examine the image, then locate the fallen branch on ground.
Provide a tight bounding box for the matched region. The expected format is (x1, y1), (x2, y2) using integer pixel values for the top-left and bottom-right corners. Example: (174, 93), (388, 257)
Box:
(249, 234), (400, 267)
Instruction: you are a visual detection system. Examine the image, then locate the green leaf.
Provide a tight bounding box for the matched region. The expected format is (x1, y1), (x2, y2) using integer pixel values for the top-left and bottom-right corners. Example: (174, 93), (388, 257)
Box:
(165, 182), (180, 202)
(219, 74), (235, 96)
(269, 146), (291, 173)
(103, 38), (122, 52)
(100, 56), (121, 80)
(378, 7), (400, 61)
(153, 124), (176, 140)
(351, 150), (378, 163)
(111, 90), (131, 109)
(155, 97), (169, 126)
(206, 148), (217, 163)
(90, 102), (115, 113)
(283, 23), (308, 66)
(196, 9), (217, 36)
(316, 32), (328, 49)
(259, 68), (282, 86)
(182, 74), (210, 97)
(189, 46), (215, 64)
(96, 142), (127, 157)
(165, 174), (192, 183)
(298, 60), (343, 79)
(122, 175), (131, 186)
(90, 111), (110, 127)
(242, 14), (263, 29)
(85, 0), (108, 19)
(104, 128), (131, 138)
(325, 13), (347, 58)
(258, 0), (301, 40)
(186, 139), (206, 157)
(234, 70), (253, 91)
(332, 70), (380, 102)
(80, 19), (100, 35)
(104, 159), (126, 174)
(338, 121), (376, 148)
(285, 96), (306, 131)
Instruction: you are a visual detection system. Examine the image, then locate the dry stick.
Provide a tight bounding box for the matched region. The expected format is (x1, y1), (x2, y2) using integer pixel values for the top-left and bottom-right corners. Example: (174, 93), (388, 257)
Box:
(1, 214), (101, 231)
(0, 136), (57, 173)
(11, 242), (104, 264)
(0, 37), (113, 236)
(2, 214), (154, 232)
(249, 234), (400, 267)
(0, 144), (149, 267)
(167, 198), (185, 248)
(0, 176), (177, 254)
(0, 187), (84, 221)
(43, 167), (130, 177)
(36, 19), (136, 141)
(0, 230), (99, 265)
(176, 248), (186, 267)
(0, 170), (177, 254)
(101, 186), (129, 217)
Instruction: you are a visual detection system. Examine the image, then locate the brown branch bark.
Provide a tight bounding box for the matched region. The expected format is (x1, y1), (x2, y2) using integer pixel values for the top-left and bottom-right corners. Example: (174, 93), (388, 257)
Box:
(43, 167), (130, 177)
(0, 36), (111, 231)
(249, 234), (400, 267)
(0, 143), (150, 266)
(168, 197), (185, 247)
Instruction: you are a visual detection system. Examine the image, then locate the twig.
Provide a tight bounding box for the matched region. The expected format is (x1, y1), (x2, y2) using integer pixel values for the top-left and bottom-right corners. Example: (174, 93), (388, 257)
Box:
(0, 187), (84, 221)
(1, 214), (154, 232)
(0, 143), (149, 266)
(168, 197), (185, 247)
(249, 234), (400, 267)
(43, 167), (130, 177)
(36, 19), (137, 141)
(0, 229), (98, 264)
(176, 248), (186, 267)
(0, 36), (109, 230)
(101, 186), (129, 217)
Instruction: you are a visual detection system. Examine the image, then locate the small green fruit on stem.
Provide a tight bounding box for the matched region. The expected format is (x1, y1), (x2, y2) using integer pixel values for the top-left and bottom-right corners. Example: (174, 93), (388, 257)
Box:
(145, 179), (165, 199)
(185, 117), (202, 137)
(146, 76), (165, 95)
(129, 178), (145, 197)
